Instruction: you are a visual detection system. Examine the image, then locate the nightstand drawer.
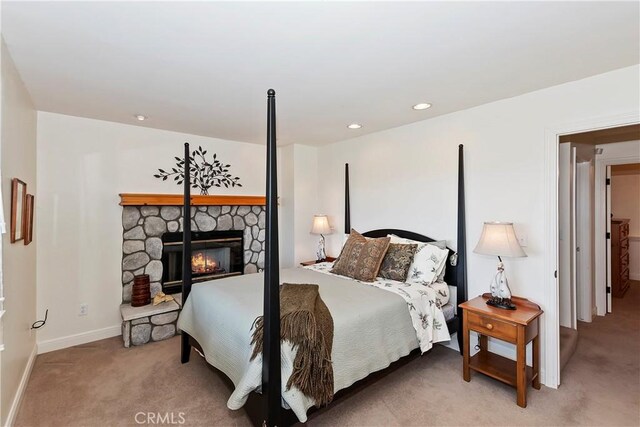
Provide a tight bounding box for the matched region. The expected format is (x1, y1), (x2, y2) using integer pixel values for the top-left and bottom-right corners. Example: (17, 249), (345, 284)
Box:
(467, 311), (517, 342)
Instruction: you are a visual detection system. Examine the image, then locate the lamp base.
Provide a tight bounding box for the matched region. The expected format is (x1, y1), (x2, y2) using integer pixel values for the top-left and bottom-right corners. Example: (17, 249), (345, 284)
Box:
(486, 297), (517, 310)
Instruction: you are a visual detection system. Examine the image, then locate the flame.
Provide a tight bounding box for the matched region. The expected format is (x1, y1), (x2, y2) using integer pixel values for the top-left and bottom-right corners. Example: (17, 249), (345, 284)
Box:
(191, 252), (218, 274)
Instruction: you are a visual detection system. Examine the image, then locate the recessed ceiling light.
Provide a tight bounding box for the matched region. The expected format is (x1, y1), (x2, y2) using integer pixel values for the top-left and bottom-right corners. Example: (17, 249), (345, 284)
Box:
(412, 103), (432, 110)
(135, 114), (147, 121)
(347, 123), (362, 129)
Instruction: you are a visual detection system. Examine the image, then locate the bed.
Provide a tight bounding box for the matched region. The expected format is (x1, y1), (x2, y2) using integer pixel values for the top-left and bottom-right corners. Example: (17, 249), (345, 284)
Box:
(177, 90), (468, 426)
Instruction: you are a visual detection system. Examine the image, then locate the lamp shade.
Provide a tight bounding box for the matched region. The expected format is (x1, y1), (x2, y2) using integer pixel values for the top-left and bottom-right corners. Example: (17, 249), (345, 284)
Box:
(311, 215), (332, 235)
(473, 222), (527, 258)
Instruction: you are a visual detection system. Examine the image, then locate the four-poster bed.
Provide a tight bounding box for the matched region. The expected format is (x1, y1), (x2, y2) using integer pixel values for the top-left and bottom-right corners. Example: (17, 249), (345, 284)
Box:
(178, 90), (467, 427)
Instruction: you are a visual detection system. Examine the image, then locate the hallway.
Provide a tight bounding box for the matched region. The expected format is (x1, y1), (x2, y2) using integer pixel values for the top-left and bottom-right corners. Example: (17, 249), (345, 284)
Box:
(561, 280), (640, 424)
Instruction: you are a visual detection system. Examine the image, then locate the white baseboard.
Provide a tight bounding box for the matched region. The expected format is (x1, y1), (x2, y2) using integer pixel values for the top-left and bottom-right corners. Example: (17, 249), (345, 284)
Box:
(4, 344), (37, 427)
(37, 324), (121, 354)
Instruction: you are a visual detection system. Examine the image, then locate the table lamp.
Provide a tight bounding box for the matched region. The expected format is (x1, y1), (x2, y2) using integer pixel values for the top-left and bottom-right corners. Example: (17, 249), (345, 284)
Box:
(473, 221), (527, 310)
(311, 215), (332, 262)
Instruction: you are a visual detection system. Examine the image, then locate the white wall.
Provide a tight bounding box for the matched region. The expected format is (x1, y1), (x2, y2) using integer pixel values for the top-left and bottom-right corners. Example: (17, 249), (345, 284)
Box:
(611, 171), (640, 235)
(315, 65), (640, 386)
(611, 168), (640, 280)
(630, 238), (640, 281)
(36, 112), (270, 351)
(279, 146), (295, 268)
(1, 40), (37, 426)
(279, 144), (320, 267)
(292, 145), (320, 263)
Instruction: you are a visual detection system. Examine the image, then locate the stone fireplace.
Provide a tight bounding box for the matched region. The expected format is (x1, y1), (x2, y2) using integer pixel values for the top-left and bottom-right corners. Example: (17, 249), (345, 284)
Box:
(119, 200), (265, 347)
(121, 204), (266, 303)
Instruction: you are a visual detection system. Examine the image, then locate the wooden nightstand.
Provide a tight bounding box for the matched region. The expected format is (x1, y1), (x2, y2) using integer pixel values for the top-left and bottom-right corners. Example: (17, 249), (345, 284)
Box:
(300, 257), (336, 267)
(459, 293), (543, 408)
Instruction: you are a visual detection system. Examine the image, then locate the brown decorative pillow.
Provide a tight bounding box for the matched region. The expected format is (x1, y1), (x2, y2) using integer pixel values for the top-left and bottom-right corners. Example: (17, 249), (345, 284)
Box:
(378, 243), (418, 281)
(332, 229), (366, 265)
(331, 229), (390, 282)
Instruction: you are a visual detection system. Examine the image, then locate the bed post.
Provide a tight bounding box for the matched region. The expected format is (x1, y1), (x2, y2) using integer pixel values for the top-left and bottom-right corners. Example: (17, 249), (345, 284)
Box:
(181, 142), (192, 364)
(263, 89), (281, 427)
(344, 163), (350, 234)
(456, 144), (468, 354)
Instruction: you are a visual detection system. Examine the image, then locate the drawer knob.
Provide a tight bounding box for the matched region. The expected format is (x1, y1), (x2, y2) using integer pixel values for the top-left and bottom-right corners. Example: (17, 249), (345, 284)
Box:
(486, 323), (494, 330)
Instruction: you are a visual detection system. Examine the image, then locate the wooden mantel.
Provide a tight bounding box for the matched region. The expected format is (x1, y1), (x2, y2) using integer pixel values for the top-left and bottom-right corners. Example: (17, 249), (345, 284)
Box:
(119, 193), (266, 206)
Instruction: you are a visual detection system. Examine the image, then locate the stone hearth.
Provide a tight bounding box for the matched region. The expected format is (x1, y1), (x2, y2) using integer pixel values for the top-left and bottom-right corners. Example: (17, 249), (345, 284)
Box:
(120, 299), (181, 347)
(121, 204), (265, 303)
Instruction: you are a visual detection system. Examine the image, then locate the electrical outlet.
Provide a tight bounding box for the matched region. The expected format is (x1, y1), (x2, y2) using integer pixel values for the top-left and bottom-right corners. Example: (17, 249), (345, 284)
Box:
(518, 235), (528, 247)
(79, 304), (89, 316)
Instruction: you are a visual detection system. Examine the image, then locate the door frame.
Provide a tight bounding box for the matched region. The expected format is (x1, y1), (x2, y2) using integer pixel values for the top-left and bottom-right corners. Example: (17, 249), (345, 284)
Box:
(595, 154), (640, 314)
(543, 111), (639, 389)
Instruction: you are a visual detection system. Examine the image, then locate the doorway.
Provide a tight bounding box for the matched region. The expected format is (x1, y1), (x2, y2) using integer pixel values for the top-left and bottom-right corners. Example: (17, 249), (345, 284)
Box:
(556, 124), (640, 382)
(609, 163), (639, 303)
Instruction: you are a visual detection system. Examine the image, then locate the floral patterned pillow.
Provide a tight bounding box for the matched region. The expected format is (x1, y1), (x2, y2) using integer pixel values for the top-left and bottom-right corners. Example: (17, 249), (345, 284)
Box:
(388, 235), (449, 285)
(378, 243), (418, 281)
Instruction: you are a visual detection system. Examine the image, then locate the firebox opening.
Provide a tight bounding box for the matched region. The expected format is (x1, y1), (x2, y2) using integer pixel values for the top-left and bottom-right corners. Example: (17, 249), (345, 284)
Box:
(191, 247), (229, 275)
(161, 230), (244, 295)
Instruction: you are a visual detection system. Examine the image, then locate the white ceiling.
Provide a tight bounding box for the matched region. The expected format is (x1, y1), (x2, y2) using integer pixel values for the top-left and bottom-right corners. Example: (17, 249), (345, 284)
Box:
(2, 1), (639, 146)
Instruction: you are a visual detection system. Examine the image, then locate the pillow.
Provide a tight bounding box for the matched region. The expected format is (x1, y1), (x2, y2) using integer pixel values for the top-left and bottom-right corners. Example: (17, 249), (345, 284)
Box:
(332, 229), (390, 282)
(378, 243), (418, 281)
(427, 240), (448, 250)
(428, 240), (450, 282)
(388, 235), (450, 281)
(413, 239), (450, 282)
(388, 234), (449, 285)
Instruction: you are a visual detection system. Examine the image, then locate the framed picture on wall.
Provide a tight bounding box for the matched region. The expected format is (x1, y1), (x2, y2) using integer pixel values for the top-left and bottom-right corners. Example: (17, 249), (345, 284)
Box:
(24, 194), (34, 245)
(10, 178), (27, 243)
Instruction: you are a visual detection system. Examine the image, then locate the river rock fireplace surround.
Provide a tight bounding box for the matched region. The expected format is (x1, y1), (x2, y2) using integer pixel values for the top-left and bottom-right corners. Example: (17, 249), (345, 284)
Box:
(119, 195), (266, 346)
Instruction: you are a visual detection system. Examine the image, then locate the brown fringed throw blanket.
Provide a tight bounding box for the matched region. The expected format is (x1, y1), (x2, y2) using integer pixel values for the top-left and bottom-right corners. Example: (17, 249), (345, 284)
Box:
(250, 283), (334, 406)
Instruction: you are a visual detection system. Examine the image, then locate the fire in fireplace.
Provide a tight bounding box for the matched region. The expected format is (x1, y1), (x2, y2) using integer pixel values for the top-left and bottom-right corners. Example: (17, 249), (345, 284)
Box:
(161, 230), (244, 295)
(191, 248), (228, 275)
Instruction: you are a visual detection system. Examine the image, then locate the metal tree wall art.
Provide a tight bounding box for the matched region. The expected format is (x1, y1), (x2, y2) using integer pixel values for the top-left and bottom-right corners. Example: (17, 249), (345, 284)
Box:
(154, 145), (242, 195)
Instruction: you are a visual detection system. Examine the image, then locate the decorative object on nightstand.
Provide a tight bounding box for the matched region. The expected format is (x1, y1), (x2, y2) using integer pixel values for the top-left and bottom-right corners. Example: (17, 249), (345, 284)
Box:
(473, 221), (527, 310)
(311, 214), (332, 262)
(460, 294), (543, 408)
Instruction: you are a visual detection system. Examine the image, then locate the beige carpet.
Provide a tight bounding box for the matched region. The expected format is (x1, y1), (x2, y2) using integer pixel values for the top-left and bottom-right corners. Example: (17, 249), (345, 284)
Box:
(16, 283), (640, 426)
(559, 326), (578, 371)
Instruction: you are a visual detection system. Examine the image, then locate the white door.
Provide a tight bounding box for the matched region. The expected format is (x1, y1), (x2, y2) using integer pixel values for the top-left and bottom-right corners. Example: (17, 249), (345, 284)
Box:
(606, 165), (612, 313)
(570, 147), (578, 328)
(558, 144), (577, 329)
(576, 161), (593, 323)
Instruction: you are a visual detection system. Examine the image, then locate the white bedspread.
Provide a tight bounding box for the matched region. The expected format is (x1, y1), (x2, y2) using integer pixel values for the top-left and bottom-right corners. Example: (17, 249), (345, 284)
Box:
(177, 264), (450, 422)
(305, 263), (450, 353)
